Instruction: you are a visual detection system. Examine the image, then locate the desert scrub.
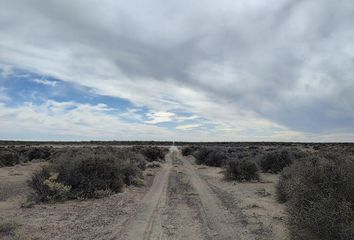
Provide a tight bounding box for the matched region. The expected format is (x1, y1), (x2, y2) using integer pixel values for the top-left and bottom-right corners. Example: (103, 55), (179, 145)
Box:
(141, 146), (167, 162)
(0, 220), (19, 236)
(260, 150), (293, 173)
(42, 172), (71, 201)
(181, 146), (198, 156)
(276, 155), (354, 240)
(29, 167), (72, 202)
(194, 147), (226, 167)
(224, 159), (259, 181)
(0, 150), (20, 167)
(30, 150), (144, 201)
(0, 146), (53, 167)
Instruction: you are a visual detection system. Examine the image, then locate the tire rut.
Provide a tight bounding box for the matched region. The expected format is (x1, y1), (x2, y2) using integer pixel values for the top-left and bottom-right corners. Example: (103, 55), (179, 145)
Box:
(125, 150), (173, 240)
(179, 152), (255, 240)
(125, 148), (256, 240)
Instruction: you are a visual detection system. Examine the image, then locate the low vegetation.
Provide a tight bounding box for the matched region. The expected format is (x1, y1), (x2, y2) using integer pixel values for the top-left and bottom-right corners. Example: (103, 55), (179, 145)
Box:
(141, 146), (167, 162)
(276, 154), (354, 240)
(224, 159), (259, 181)
(0, 220), (19, 237)
(183, 144), (354, 239)
(3, 142), (354, 239)
(0, 150), (20, 167)
(29, 146), (167, 202)
(0, 146), (52, 167)
(193, 147), (226, 167)
(181, 145), (198, 156)
(183, 146), (260, 181)
(260, 150), (293, 173)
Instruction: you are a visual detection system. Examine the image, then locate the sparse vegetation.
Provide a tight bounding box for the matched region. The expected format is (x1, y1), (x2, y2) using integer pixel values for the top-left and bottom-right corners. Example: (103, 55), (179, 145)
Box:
(2, 142), (354, 239)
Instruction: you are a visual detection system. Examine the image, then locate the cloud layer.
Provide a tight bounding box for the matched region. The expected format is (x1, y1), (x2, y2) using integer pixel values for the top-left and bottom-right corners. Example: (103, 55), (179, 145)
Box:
(1, 0), (354, 141)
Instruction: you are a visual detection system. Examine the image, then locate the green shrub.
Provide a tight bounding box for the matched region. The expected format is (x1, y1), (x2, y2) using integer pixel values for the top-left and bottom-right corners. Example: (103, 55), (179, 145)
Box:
(29, 166), (71, 202)
(277, 155), (354, 239)
(224, 160), (259, 181)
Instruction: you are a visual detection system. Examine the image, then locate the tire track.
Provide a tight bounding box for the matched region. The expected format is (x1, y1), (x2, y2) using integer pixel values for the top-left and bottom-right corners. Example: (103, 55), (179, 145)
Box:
(179, 152), (255, 240)
(125, 150), (173, 240)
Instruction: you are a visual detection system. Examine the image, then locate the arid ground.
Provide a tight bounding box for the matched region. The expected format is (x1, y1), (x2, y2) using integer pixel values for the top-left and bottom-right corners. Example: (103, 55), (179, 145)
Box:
(0, 146), (287, 240)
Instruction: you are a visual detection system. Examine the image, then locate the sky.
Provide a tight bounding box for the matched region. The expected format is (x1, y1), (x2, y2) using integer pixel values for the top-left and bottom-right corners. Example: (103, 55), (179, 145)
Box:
(0, 0), (354, 142)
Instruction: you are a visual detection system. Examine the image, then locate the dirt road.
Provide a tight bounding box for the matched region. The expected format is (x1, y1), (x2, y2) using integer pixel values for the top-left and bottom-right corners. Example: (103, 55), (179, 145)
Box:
(125, 148), (173, 240)
(124, 147), (257, 240)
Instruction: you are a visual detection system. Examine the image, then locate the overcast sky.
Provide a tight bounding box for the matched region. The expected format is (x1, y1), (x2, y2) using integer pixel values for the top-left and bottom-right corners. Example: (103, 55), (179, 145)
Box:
(0, 0), (354, 141)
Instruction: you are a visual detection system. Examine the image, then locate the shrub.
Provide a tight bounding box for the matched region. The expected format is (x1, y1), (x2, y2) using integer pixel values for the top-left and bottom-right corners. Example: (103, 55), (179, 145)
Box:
(193, 147), (212, 165)
(0, 150), (19, 167)
(0, 146), (53, 167)
(277, 155), (354, 239)
(141, 147), (166, 162)
(0, 220), (19, 236)
(224, 159), (259, 181)
(260, 150), (293, 173)
(194, 147), (225, 167)
(146, 161), (161, 168)
(29, 150), (144, 201)
(275, 166), (292, 203)
(27, 147), (51, 161)
(182, 146), (196, 156)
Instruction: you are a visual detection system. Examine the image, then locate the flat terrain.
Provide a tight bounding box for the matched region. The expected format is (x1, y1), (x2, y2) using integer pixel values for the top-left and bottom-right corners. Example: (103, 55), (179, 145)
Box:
(0, 147), (287, 240)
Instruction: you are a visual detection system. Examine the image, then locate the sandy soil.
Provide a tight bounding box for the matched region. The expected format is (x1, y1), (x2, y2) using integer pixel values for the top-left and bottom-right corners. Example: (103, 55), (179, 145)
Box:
(0, 162), (158, 240)
(0, 148), (288, 240)
(194, 159), (289, 240)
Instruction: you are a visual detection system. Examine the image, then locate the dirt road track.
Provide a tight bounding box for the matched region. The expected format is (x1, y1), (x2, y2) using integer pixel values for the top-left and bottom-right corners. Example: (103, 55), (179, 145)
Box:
(125, 149), (173, 240)
(125, 148), (254, 240)
(180, 154), (254, 240)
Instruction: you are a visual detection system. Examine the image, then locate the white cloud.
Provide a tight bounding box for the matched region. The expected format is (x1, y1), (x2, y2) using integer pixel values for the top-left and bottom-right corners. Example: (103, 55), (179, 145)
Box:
(0, 100), (174, 140)
(0, 64), (13, 78)
(32, 78), (58, 87)
(0, 87), (10, 102)
(144, 111), (176, 124)
(0, 0), (354, 141)
(176, 124), (201, 131)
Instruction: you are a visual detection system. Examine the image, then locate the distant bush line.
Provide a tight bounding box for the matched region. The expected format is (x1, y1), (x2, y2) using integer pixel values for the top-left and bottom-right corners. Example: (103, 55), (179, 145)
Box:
(0, 146), (52, 167)
(181, 145), (305, 181)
